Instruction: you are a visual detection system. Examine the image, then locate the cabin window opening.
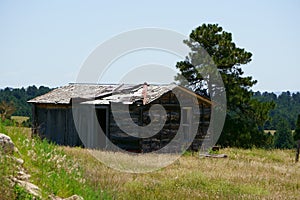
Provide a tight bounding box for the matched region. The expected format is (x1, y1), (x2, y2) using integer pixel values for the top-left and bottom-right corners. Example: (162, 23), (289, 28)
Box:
(182, 107), (192, 125)
(182, 107), (192, 140)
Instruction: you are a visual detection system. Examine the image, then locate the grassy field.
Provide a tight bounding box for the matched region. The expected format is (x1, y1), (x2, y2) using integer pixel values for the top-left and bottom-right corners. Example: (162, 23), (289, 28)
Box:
(1, 125), (299, 199)
(11, 116), (30, 124)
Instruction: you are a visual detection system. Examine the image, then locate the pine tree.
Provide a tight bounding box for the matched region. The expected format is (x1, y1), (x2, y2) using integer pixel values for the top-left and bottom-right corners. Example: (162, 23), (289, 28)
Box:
(274, 118), (294, 149)
(176, 24), (274, 148)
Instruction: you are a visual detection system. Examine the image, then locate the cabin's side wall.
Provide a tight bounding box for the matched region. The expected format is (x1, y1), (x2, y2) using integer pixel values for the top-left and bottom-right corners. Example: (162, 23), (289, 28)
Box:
(107, 91), (211, 152)
(32, 103), (82, 146)
(190, 102), (211, 151)
(140, 92), (180, 152)
(140, 91), (211, 152)
(108, 104), (141, 152)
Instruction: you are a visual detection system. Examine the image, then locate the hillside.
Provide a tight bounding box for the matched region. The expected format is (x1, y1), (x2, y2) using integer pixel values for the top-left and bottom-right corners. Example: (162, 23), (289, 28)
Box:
(1, 124), (299, 200)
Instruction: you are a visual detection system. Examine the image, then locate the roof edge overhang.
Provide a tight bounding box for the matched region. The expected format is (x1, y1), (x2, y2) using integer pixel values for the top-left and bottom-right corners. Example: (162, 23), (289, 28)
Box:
(176, 86), (212, 105)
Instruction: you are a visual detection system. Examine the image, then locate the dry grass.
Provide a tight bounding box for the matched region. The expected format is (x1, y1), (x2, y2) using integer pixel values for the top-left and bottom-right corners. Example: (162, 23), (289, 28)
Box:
(5, 126), (32, 137)
(62, 147), (300, 200)
(2, 125), (299, 199)
(11, 116), (29, 124)
(264, 130), (276, 135)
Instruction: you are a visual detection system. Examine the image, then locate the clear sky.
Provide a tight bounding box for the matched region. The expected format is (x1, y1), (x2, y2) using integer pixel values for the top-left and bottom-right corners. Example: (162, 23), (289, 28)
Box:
(0, 0), (299, 92)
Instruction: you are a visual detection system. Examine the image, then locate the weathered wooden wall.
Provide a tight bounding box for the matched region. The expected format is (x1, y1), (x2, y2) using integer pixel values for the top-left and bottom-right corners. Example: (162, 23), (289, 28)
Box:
(32, 104), (82, 146)
(108, 91), (211, 152)
(108, 104), (142, 152)
(139, 91), (211, 152)
(32, 90), (211, 152)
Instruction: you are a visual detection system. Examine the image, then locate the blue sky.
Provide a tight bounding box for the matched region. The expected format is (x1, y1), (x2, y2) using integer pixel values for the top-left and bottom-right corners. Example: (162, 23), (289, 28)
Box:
(0, 1), (299, 92)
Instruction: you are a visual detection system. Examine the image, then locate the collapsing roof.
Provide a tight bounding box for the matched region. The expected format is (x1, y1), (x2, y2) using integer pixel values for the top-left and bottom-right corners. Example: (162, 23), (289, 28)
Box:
(28, 83), (211, 105)
(28, 84), (115, 104)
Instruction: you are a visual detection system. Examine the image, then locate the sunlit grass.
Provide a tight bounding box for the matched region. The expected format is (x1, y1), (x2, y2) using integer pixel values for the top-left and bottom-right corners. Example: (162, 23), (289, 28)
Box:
(11, 116), (29, 124)
(1, 124), (299, 199)
(64, 146), (300, 200)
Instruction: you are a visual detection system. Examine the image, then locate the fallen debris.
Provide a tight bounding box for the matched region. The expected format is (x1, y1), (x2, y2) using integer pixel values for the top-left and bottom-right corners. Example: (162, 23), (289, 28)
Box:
(199, 153), (228, 158)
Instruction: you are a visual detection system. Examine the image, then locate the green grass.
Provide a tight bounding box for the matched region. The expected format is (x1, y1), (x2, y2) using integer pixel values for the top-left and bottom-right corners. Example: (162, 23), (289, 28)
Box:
(1, 123), (300, 199)
(0, 124), (111, 199)
(0, 150), (17, 200)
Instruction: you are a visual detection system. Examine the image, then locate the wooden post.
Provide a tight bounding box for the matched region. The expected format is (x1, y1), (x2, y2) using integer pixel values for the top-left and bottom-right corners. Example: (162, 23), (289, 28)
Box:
(31, 104), (37, 137)
(296, 140), (300, 163)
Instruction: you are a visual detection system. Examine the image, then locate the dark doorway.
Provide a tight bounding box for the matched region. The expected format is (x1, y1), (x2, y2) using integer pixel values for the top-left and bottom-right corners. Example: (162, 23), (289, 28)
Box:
(96, 108), (108, 135)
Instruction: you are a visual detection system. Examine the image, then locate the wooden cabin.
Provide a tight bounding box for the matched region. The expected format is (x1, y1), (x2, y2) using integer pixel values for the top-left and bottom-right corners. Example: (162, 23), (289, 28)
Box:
(28, 83), (211, 152)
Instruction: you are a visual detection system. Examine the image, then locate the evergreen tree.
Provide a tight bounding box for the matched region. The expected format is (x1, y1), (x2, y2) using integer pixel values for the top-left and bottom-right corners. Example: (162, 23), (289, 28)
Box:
(274, 118), (294, 149)
(0, 85), (51, 118)
(176, 24), (274, 148)
(254, 92), (300, 130)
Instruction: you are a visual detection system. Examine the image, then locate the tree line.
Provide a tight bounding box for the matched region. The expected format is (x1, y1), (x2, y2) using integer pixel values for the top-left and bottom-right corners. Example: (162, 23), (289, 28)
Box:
(0, 86), (51, 120)
(253, 91), (300, 130)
